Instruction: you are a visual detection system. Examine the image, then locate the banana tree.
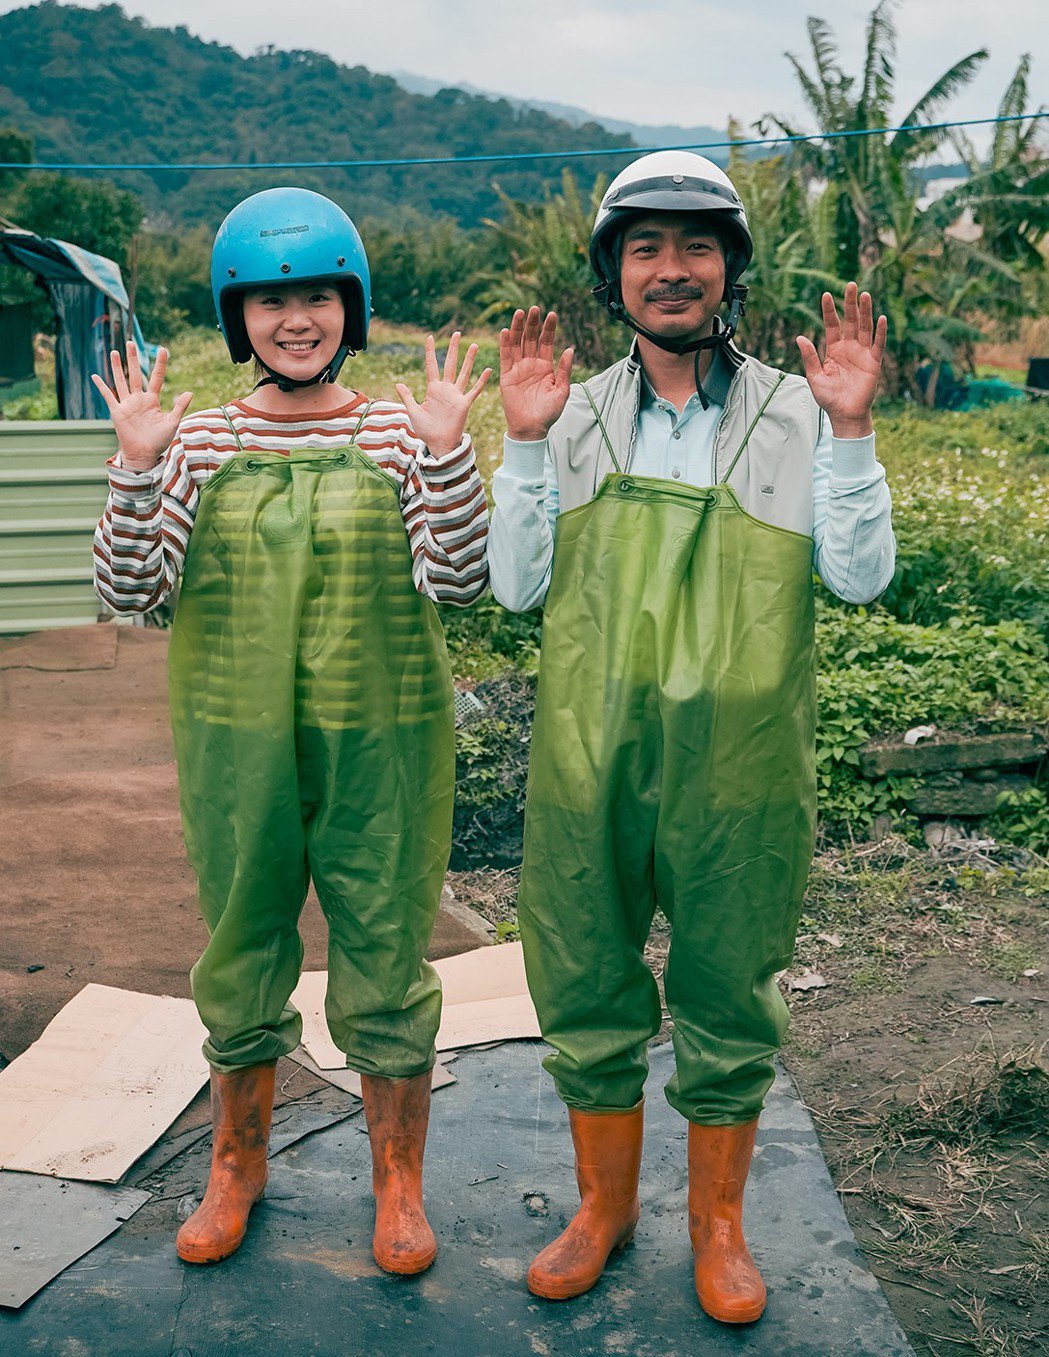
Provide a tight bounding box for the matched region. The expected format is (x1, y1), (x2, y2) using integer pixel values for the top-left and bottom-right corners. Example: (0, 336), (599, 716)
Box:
(480, 170), (619, 369)
(948, 54), (1049, 321)
(725, 138), (843, 368)
(758, 0), (986, 279)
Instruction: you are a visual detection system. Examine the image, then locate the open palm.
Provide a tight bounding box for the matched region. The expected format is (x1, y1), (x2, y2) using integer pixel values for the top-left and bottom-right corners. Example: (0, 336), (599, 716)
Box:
(395, 332), (491, 458)
(499, 307), (574, 442)
(91, 342), (192, 471)
(796, 283), (887, 434)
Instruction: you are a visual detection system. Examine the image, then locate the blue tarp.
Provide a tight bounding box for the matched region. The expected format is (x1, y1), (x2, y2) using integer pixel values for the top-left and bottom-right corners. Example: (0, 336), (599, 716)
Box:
(0, 231), (150, 419)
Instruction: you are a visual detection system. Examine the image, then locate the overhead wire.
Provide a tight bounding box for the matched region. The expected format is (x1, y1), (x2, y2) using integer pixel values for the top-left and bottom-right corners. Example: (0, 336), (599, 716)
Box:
(0, 112), (1044, 173)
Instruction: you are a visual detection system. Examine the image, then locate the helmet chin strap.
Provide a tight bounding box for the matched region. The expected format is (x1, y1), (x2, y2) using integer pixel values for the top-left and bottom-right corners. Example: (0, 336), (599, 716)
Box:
(599, 284), (748, 409)
(253, 344), (352, 394)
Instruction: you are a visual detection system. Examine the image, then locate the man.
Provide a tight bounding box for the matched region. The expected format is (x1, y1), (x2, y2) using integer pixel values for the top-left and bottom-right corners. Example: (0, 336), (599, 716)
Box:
(488, 150), (894, 1323)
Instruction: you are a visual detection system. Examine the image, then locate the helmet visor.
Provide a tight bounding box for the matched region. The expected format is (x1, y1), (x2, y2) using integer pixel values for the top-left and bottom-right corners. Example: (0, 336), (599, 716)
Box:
(601, 174), (745, 216)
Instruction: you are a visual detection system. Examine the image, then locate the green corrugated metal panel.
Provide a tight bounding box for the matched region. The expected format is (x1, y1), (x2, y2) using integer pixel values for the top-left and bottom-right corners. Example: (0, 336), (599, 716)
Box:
(0, 483), (113, 517)
(0, 420), (117, 634)
(0, 584), (102, 634)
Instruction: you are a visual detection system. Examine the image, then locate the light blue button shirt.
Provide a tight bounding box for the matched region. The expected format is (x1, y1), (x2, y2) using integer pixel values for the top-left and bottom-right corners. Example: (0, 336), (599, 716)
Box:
(635, 380), (727, 485)
(488, 373), (895, 612)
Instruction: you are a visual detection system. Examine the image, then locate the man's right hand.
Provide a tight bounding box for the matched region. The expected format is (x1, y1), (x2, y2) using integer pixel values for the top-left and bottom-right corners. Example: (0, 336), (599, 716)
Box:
(91, 341), (192, 472)
(499, 307), (574, 443)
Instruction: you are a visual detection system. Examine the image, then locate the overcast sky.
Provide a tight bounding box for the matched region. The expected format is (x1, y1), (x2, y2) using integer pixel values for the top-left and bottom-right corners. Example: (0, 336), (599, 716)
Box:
(12, 0), (1048, 139)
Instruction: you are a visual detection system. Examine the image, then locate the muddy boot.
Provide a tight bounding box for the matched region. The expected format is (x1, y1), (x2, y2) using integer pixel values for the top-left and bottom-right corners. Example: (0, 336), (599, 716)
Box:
(527, 1104), (643, 1300)
(176, 1062), (276, 1264)
(361, 1071), (437, 1275)
(688, 1117), (766, 1323)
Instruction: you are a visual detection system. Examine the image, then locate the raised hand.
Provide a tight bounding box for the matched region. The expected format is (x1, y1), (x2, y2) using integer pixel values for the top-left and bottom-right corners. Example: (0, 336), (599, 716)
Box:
(395, 332), (491, 458)
(91, 342), (192, 472)
(499, 307), (574, 443)
(796, 283), (887, 438)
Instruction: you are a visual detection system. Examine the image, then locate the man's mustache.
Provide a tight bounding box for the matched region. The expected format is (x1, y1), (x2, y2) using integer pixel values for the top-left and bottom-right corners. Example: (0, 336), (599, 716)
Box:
(643, 286), (704, 302)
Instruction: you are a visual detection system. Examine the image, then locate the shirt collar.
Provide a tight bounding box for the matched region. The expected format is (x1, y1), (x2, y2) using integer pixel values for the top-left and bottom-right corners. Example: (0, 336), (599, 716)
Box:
(638, 340), (736, 411)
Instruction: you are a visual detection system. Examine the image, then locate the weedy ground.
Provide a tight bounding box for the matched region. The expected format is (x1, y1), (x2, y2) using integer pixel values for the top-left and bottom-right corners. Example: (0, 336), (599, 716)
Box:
(453, 838), (1048, 1357)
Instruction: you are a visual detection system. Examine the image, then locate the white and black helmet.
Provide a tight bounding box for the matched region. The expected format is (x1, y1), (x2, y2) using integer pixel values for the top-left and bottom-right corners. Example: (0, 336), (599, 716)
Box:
(588, 151), (754, 393)
(590, 151), (753, 298)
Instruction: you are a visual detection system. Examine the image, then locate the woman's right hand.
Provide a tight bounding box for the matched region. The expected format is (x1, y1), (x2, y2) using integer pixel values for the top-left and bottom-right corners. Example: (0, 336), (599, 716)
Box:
(91, 341), (192, 472)
(499, 307), (573, 443)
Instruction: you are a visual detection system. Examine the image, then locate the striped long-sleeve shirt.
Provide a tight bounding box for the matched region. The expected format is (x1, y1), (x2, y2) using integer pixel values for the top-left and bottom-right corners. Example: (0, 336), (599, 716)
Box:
(93, 394), (489, 613)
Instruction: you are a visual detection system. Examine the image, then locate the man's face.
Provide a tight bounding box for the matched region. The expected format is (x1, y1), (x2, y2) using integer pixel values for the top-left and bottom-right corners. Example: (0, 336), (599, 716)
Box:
(618, 212), (726, 341)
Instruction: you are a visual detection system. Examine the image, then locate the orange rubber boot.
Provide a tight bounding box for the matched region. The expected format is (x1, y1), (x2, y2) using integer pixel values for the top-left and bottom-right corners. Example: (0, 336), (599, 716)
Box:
(688, 1117), (766, 1324)
(527, 1104), (643, 1300)
(176, 1062), (276, 1264)
(361, 1071), (437, 1275)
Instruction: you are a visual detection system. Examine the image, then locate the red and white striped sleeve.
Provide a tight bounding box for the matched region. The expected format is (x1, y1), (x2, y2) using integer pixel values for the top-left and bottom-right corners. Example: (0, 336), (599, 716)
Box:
(361, 402), (489, 606)
(92, 432), (199, 614)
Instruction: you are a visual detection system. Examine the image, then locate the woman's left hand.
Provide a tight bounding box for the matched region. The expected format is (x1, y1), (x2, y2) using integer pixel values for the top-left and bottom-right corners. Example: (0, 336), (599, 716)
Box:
(796, 283), (887, 438)
(396, 332), (492, 457)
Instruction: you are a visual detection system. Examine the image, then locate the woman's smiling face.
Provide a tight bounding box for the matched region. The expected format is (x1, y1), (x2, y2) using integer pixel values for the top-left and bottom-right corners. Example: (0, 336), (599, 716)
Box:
(242, 283), (345, 377)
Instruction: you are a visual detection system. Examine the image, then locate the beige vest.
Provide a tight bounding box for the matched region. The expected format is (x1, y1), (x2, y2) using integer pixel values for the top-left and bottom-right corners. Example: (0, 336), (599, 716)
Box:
(548, 339), (823, 537)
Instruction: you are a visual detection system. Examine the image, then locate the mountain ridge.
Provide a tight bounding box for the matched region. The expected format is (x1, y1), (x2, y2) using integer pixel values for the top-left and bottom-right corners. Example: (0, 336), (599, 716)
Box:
(387, 69), (729, 162)
(0, 1), (637, 230)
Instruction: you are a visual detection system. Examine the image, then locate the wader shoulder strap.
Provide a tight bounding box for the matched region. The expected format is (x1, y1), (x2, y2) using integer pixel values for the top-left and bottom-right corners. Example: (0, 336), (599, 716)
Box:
(351, 399), (373, 445)
(218, 405), (246, 453)
(721, 372), (788, 486)
(581, 386), (624, 475)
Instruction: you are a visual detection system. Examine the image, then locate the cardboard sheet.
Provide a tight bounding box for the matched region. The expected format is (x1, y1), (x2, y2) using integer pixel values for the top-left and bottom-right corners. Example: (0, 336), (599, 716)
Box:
(0, 985), (209, 1183)
(291, 942), (540, 1069)
(287, 1046), (457, 1094)
(432, 942), (542, 1051)
(433, 992), (542, 1052)
(0, 1171), (150, 1309)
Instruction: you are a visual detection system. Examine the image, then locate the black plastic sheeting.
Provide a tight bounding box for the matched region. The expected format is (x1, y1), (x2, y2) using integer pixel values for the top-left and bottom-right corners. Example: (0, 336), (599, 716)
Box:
(0, 1042), (914, 1357)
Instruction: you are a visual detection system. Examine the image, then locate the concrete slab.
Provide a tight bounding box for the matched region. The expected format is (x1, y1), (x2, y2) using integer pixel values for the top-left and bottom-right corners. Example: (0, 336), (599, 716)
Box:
(0, 1042), (914, 1357)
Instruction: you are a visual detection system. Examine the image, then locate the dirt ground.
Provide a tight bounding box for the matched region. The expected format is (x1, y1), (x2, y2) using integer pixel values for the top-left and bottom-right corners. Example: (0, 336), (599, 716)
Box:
(2, 624), (1046, 1355)
(783, 844), (1048, 1357)
(0, 625), (491, 1134)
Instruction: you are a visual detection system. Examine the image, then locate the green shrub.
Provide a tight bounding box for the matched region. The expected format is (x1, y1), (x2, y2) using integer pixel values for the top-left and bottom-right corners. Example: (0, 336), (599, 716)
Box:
(816, 601), (1049, 836)
(440, 595), (542, 680)
(874, 404), (1049, 639)
(988, 787), (1049, 856)
(451, 670), (536, 869)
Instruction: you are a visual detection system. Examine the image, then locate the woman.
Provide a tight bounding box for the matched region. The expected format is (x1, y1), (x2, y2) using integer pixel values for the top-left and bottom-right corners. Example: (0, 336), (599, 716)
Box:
(92, 187), (490, 1273)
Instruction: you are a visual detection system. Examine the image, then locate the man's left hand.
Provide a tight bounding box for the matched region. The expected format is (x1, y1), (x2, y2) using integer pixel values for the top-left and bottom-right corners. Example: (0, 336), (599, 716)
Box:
(796, 283), (887, 438)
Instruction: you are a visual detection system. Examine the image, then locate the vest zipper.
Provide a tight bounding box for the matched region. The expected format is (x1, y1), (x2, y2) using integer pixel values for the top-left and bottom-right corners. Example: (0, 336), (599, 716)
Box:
(625, 366), (642, 474)
(712, 369), (744, 485)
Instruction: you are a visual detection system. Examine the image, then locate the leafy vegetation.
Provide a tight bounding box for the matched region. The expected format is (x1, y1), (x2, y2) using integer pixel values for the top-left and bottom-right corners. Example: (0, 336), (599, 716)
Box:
(479, 171), (620, 368)
(754, 1), (1046, 396)
(815, 605), (1048, 832)
(876, 408), (1049, 640)
(815, 399), (1049, 839)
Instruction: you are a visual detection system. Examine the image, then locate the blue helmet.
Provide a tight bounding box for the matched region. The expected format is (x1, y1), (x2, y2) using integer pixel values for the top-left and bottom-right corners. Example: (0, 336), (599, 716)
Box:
(211, 187), (371, 365)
